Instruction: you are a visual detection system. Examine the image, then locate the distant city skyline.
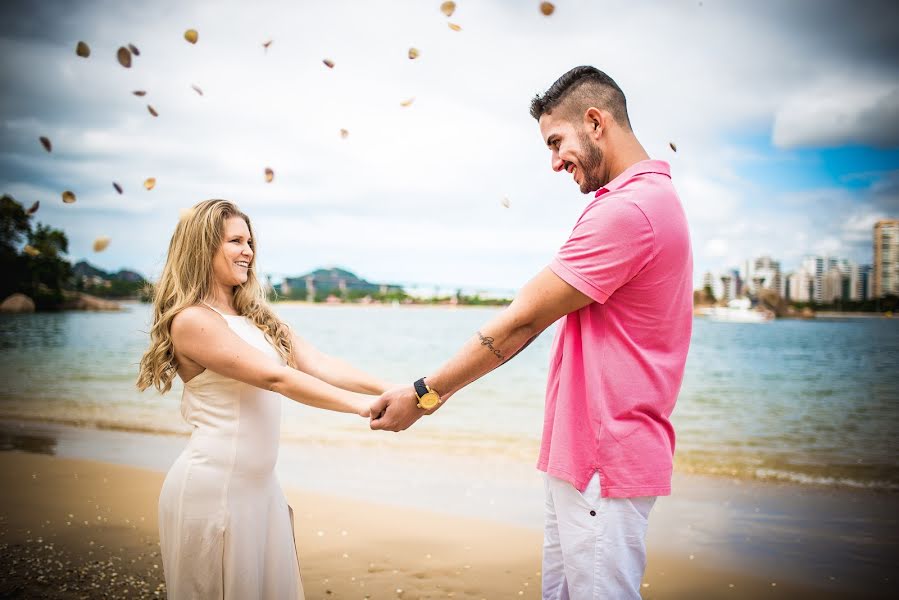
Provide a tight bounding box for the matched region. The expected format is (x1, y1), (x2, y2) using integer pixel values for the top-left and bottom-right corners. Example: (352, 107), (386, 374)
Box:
(702, 219), (898, 303)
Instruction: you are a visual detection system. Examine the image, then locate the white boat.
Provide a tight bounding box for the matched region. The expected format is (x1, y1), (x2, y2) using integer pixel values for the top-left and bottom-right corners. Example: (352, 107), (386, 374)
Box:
(698, 297), (774, 323)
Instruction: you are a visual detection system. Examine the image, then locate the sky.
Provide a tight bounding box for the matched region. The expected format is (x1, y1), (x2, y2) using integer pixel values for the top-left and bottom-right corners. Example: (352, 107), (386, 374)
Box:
(1, 0), (897, 292)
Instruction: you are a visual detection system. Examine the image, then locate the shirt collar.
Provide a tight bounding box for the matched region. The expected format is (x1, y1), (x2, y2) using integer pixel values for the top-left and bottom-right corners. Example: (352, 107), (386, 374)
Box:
(594, 159), (671, 197)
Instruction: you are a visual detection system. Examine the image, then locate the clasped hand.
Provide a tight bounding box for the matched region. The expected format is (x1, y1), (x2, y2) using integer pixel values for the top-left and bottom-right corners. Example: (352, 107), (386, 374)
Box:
(366, 384), (440, 432)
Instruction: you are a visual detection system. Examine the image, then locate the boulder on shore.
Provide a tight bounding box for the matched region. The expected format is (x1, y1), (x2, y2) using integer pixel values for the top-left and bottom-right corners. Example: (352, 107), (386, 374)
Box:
(0, 293), (36, 313)
(60, 292), (121, 311)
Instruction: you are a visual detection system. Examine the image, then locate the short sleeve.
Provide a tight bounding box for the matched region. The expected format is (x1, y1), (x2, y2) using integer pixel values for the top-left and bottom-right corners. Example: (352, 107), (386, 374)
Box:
(550, 197), (655, 304)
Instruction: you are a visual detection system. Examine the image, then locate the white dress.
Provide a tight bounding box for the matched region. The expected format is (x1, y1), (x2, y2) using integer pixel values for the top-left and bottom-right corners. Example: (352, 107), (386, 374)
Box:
(158, 306), (304, 599)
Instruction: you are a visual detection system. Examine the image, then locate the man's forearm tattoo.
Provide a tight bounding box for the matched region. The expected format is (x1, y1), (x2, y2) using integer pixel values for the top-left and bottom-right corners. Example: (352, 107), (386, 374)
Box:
(477, 331), (506, 361)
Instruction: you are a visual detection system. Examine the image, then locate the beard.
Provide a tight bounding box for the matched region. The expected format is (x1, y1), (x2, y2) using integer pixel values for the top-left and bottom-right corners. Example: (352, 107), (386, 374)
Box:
(576, 131), (605, 194)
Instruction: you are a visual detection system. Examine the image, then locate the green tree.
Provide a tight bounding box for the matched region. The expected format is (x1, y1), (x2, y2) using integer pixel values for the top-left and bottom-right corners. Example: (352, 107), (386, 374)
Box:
(0, 195), (31, 300)
(0, 195), (73, 309)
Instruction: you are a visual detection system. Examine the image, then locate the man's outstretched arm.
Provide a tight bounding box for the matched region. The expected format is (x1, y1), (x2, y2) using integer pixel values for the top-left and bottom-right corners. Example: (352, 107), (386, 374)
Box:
(369, 267), (592, 431)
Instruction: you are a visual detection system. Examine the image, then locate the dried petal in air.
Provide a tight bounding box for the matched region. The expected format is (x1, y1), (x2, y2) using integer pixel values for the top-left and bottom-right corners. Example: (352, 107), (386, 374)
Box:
(39, 137), (52, 152)
(408, 48), (420, 59)
(263, 40), (273, 51)
(62, 191), (76, 204)
(132, 90), (147, 97)
(448, 23), (462, 31)
(322, 58), (335, 69)
(144, 178), (156, 190)
(191, 84), (203, 96)
(501, 196), (511, 208)
(128, 43), (140, 56)
(184, 29), (199, 44)
(440, 1), (456, 17)
(147, 105), (159, 117)
(113, 182), (123, 194)
(340, 129), (349, 139)
(540, 2), (556, 16)
(27, 201), (39, 215)
(264, 168), (274, 183)
(93, 237), (111, 252)
(400, 97), (415, 107)
(24, 245), (41, 257)
(76, 41), (90, 58)
(669, 142), (677, 152)
(117, 47), (132, 68)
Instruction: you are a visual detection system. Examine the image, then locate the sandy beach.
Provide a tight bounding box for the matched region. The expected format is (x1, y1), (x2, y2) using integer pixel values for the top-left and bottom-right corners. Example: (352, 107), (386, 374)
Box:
(2, 447), (893, 599)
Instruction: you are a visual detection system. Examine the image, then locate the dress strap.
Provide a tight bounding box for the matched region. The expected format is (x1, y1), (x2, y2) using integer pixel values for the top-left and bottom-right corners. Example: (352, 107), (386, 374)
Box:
(203, 302), (226, 316)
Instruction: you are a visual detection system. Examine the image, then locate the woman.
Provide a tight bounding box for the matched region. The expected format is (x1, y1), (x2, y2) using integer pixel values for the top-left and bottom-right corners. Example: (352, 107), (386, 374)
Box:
(137, 199), (385, 599)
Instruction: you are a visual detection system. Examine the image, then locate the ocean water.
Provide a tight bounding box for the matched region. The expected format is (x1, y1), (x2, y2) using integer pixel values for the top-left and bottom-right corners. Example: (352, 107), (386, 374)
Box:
(1, 303), (897, 491)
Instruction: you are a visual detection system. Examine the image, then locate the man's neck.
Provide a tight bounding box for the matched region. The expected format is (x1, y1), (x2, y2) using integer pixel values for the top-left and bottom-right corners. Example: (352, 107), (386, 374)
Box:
(605, 135), (650, 185)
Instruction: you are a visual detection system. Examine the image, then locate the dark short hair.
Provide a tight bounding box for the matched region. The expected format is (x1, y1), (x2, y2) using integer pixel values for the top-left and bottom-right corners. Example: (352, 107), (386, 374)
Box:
(529, 66), (631, 130)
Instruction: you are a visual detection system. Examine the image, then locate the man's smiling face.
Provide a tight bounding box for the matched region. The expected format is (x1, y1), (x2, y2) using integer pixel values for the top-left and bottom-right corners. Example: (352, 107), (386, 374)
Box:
(539, 111), (606, 194)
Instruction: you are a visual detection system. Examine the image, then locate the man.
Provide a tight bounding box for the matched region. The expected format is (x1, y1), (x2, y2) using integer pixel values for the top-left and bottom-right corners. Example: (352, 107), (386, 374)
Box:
(370, 66), (693, 599)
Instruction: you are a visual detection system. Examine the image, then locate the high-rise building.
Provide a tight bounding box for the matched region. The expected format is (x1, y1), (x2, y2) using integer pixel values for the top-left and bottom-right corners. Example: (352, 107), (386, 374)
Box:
(752, 255), (783, 297)
(874, 220), (899, 298)
(787, 268), (813, 302)
(822, 266), (844, 303)
(859, 265), (873, 301)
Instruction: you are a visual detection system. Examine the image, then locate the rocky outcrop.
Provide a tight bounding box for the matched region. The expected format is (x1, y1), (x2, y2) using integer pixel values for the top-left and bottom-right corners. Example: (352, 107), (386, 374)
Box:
(59, 292), (121, 311)
(0, 293), (36, 313)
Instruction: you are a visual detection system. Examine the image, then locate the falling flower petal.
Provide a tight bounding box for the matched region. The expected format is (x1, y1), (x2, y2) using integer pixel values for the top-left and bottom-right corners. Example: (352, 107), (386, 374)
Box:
(264, 168), (274, 183)
(540, 2), (555, 16)
(408, 47), (420, 59)
(340, 129), (349, 139)
(440, 1), (456, 17)
(448, 23), (462, 31)
(501, 196), (511, 208)
(147, 105), (158, 117)
(24, 245), (41, 257)
(27, 201), (39, 215)
(112, 182), (123, 194)
(144, 177), (156, 190)
(184, 29), (198, 44)
(76, 41), (90, 58)
(93, 236), (111, 252)
(669, 141), (678, 152)
(263, 39), (273, 52)
(128, 43), (140, 56)
(322, 58), (335, 69)
(400, 97), (415, 107)
(39, 137), (52, 152)
(132, 90), (147, 96)
(191, 84), (203, 96)
(116, 46), (132, 68)
(62, 191), (76, 204)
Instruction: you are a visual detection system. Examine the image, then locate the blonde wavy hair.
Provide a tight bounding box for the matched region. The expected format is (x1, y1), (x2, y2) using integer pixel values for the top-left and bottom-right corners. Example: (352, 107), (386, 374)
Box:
(137, 199), (296, 393)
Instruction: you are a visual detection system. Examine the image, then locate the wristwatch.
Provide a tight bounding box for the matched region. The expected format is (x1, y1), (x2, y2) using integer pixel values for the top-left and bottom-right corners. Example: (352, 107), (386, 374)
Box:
(413, 378), (442, 410)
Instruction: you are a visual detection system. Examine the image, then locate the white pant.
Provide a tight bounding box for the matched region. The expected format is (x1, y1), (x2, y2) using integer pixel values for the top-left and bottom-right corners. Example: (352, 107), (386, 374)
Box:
(542, 472), (656, 600)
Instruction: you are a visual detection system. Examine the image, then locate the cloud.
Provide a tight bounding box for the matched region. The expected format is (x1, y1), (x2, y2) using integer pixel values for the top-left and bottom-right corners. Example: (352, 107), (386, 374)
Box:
(0, 0), (897, 291)
(772, 78), (899, 149)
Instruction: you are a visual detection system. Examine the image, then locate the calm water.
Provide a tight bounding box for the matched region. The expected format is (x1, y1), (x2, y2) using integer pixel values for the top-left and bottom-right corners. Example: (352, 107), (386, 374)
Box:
(1, 303), (897, 490)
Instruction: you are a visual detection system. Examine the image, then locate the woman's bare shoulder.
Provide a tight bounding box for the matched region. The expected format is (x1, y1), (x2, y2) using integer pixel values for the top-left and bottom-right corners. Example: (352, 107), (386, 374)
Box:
(171, 305), (224, 338)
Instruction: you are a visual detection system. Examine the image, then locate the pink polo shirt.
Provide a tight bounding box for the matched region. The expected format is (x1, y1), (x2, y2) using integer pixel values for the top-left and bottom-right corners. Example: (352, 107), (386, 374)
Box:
(537, 160), (692, 498)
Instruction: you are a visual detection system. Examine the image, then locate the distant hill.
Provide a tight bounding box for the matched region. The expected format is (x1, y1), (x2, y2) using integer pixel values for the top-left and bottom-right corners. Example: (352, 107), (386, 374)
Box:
(72, 260), (147, 299)
(281, 267), (402, 297)
(73, 260), (145, 283)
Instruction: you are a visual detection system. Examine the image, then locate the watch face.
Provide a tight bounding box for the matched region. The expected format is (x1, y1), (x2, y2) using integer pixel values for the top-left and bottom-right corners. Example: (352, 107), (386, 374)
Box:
(418, 391), (440, 410)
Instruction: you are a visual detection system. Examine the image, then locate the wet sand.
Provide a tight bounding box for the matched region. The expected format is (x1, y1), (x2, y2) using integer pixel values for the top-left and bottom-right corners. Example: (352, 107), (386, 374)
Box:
(2, 451), (891, 599)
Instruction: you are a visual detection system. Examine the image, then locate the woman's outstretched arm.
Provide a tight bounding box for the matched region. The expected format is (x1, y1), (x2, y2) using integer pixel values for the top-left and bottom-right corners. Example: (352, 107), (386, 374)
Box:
(289, 332), (391, 395)
(171, 306), (372, 416)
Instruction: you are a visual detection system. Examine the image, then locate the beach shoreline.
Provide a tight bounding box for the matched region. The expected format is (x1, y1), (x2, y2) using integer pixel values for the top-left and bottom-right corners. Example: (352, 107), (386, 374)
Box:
(1, 420), (896, 598)
(2, 451), (884, 599)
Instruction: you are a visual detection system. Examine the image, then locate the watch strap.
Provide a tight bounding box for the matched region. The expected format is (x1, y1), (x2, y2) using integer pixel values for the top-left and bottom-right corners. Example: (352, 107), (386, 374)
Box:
(413, 377), (429, 399)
